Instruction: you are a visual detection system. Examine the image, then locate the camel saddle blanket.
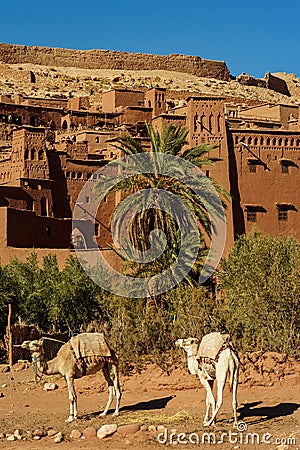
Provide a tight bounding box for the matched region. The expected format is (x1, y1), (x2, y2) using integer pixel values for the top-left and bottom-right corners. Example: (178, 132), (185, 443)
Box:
(196, 332), (231, 361)
(70, 333), (112, 360)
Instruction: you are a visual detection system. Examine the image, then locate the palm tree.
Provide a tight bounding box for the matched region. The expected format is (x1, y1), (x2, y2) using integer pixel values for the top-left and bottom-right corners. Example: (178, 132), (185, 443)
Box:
(101, 123), (229, 287)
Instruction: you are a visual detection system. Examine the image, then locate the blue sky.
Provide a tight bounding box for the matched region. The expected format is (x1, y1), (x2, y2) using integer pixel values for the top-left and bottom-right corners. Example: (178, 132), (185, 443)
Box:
(1, 0), (300, 78)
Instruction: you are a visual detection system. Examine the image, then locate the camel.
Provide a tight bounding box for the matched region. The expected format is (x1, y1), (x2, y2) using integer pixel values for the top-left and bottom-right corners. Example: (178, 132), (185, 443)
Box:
(21, 333), (121, 422)
(176, 334), (239, 427)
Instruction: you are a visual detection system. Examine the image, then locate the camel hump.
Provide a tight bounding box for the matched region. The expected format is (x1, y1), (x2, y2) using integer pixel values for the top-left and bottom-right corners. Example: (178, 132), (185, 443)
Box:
(70, 332), (112, 360)
(197, 332), (230, 360)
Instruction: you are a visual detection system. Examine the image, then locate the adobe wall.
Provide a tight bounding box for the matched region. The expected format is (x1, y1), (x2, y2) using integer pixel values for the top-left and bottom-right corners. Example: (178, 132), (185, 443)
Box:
(6, 208), (71, 248)
(0, 43), (231, 81)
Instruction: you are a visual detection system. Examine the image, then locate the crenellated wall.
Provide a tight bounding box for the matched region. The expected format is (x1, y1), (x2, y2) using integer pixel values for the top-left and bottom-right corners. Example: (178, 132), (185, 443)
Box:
(0, 43), (231, 81)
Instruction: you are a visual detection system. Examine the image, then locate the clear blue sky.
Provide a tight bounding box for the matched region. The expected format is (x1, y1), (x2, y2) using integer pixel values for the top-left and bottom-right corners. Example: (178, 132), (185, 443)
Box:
(1, 0), (300, 78)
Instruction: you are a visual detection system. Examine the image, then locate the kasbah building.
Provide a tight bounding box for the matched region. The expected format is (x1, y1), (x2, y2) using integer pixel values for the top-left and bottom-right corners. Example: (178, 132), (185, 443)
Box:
(0, 44), (299, 270)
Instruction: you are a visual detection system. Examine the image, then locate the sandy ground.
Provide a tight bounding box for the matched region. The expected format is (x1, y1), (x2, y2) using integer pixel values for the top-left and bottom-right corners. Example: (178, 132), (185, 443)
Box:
(0, 356), (299, 450)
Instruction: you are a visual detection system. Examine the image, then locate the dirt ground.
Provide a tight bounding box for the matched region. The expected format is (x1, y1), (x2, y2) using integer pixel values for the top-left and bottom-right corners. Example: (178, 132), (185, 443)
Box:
(0, 354), (299, 450)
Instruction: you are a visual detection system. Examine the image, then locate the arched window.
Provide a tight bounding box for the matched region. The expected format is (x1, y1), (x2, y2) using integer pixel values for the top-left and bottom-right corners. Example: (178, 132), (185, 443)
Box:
(254, 137), (258, 146)
(194, 114), (198, 132)
(260, 137), (264, 145)
(95, 137), (99, 143)
(24, 148), (29, 160)
(41, 197), (48, 216)
(71, 172), (76, 179)
(266, 137), (270, 146)
(62, 120), (68, 130)
(278, 138), (282, 146)
(290, 138), (294, 146)
(66, 171), (70, 178)
(217, 113), (221, 133)
(208, 114), (213, 133)
(38, 149), (44, 160)
(87, 172), (92, 180)
(272, 137), (277, 146)
(77, 172), (83, 179)
(247, 136), (252, 145)
(285, 138), (289, 147)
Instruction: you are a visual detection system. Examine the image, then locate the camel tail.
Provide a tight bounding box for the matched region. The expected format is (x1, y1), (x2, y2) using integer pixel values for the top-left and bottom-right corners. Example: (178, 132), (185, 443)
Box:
(228, 355), (236, 392)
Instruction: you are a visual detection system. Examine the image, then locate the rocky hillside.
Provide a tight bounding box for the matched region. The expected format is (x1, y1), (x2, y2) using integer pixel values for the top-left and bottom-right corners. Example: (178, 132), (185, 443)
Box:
(0, 46), (300, 109)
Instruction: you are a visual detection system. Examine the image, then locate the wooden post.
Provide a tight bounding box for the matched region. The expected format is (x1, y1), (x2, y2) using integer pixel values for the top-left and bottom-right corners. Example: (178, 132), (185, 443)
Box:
(7, 303), (13, 370)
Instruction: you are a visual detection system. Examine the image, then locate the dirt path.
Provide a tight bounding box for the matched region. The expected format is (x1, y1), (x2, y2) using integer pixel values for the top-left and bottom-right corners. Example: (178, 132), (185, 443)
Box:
(0, 360), (299, 449)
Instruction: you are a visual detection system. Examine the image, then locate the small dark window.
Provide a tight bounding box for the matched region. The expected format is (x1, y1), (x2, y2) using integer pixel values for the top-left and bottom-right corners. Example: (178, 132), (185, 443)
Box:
(278, 209), (288, 221)
(94, 223), (100, 236)
(206, 170), (210, 178)
(249, 165), (257, 173)
(85, 196), (90, 204)
(281, 165), (289, 174)
(247, 211), (257, 222)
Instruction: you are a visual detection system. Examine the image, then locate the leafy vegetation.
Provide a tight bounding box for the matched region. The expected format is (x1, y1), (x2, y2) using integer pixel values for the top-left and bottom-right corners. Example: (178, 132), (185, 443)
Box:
(218, 231), (300, 354)
(1, 233), (300, 369)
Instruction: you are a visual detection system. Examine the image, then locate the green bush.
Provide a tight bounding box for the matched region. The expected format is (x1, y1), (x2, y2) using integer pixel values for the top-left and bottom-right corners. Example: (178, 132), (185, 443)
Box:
(218, 231), (300, 354)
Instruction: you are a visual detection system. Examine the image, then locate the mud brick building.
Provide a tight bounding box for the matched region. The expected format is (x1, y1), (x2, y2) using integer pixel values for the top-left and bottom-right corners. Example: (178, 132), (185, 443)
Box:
(0, 85), (299, 266)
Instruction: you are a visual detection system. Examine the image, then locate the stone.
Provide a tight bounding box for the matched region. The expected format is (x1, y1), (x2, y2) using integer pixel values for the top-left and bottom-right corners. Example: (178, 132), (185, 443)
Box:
(33, 429), (46, 437)
(0, 432), (5, 439)
(14, 429), (22, 439)
(43, 382), (58, 391)
(97, 424), (118, 439)
(117, 424), (140, 436)
(70, 429), (82, 439)
(6, 435), (15, 441)
(53, 432), (64, 443)
(83, 426), (97, 440)
(157, 425), (166, 433)
(148, 425), (157, 432)
(47, 429), (59, 437)
(140, 424), (148, 432)
(33, 435), (41, 440)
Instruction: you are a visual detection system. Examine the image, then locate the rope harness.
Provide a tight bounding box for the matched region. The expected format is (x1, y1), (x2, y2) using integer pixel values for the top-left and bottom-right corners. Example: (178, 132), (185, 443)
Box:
(196, 338), (238, 366)
(32, 354), (44, 384)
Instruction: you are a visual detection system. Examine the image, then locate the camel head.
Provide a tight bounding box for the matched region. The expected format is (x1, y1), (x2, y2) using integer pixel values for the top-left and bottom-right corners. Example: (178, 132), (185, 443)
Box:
(21, 339), (44, 358)
(176, 338), (200, 375)
(175, 338), (199, 355)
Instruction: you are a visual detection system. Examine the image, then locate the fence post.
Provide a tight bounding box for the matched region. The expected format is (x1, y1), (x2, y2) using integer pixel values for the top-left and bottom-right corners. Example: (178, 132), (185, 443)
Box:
(7, 303), (13, 370)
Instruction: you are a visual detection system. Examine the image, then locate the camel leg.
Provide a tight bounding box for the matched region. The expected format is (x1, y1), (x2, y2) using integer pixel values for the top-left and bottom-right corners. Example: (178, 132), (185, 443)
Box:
(111, 363), (122, 416)
(198, 373), (215, 426)
(204, 379), (215, 425)
(100, 362), (121, 416)
(65, 375), (77, 422)
(232, 365), (239, 427)
(206, 365), (227, 426)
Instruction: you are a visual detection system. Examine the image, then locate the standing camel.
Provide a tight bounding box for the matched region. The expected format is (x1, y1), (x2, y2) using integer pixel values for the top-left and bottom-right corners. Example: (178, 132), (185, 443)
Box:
(176, 334), (239, 426)
(21, 333), (121, 422)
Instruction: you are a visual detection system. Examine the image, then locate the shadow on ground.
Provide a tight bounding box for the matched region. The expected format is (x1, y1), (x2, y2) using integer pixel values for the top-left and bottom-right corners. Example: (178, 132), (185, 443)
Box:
(80, 395), (175, 420)
(238, 401), (300, 424)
